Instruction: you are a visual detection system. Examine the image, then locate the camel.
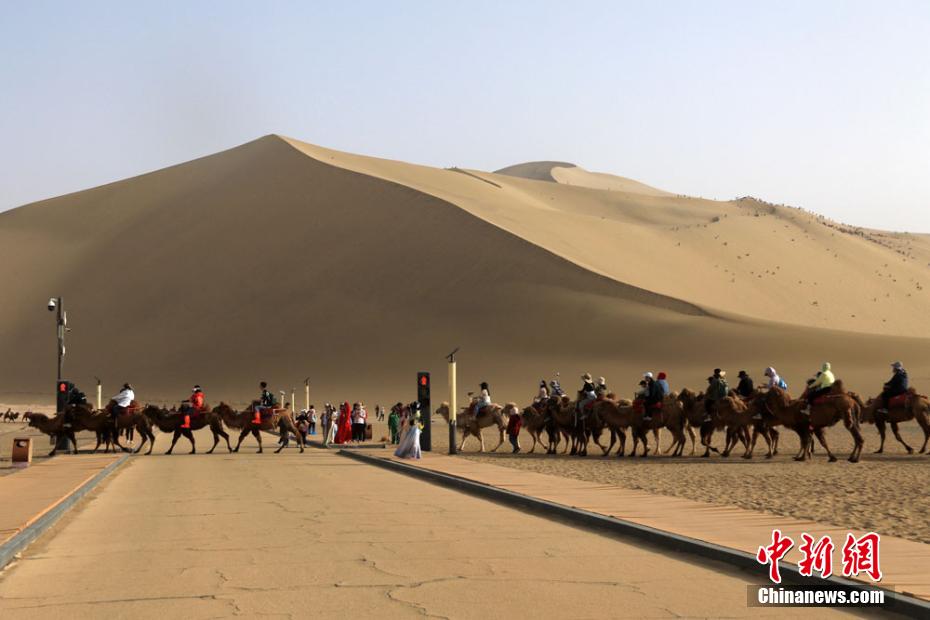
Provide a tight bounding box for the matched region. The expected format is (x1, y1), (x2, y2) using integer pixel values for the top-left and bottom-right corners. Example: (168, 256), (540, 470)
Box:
(542, 395), (610, 456)
(23, 412), (78, 456)
(676, 389), (724, 458)
(142, 405), (232, 454)
(65, 402), (155, 455)
(519, 403), (569, 453)
(435, 402), (506, 452)
(761, 383), (864, 462)
(213, 403), (305, 453)
(856, 389), (930, 455)
(592, 394), (684, 457)
(715, 394), (779, 459)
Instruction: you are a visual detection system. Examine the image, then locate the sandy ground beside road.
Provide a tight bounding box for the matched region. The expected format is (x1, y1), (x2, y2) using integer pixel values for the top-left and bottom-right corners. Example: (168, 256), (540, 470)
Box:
(0, 428), (855, 619)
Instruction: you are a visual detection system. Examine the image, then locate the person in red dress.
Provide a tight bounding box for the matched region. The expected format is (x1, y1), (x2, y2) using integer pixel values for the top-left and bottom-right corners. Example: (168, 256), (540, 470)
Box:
(335, 401), (353, 444)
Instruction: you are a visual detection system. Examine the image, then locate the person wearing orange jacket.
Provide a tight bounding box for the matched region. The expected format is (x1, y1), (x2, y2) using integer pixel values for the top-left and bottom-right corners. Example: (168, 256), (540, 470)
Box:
(181, 385), (205, 429)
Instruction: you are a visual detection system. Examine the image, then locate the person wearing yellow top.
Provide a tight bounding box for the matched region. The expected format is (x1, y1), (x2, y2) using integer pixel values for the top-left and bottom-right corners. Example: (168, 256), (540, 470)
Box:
(806, 362), (836, 407)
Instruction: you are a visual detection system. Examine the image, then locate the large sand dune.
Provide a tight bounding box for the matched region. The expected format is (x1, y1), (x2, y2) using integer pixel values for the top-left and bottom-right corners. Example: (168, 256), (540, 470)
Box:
(1, 135), (928, 408)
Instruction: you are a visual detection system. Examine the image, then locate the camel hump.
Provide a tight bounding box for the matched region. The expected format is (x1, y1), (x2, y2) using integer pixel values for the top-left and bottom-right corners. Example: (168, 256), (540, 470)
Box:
(832, 379), (846, 393)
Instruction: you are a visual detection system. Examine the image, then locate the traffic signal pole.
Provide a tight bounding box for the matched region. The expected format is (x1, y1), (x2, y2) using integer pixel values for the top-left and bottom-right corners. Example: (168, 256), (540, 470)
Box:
(447, 348), (458, 455)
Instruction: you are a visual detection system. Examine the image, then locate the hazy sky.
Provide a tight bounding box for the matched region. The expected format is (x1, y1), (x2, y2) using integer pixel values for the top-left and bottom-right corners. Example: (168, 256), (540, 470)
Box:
(2, 1), (928, 230)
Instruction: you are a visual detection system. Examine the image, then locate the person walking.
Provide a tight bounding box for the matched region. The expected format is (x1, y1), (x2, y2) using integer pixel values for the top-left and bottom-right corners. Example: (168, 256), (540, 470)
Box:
(507, 408), (522, 453)
(388, 405), (401, 444)
(357, 402), (368, 442)
(309, 405), (317, 435)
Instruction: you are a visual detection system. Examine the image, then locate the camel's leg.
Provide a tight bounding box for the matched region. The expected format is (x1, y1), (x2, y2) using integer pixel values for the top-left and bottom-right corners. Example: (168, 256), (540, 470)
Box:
(770, 427), (780, 455)
(253, 429), (263, 453)
(918, 415), (930, 454)
(812, 427), (837, 462)
(166, 429), (181, 455)
(889, 421), (913, 454)
(478, 429), (486, 453)
(686, 425), (696, 456)
(492, 426), (505, 453)
(639, 429), (649, 458)
(651, 428), (660, 455)
(91, 432), (103, 454)
(873, 419), (886, 453)
(234, 428), (249, 452)
(207, 429), (220, 454)
(183, 429), (196, 454)
(615, 429), (626, 457)
(604, 429), (617, 457)
(845, 417), (864, 463)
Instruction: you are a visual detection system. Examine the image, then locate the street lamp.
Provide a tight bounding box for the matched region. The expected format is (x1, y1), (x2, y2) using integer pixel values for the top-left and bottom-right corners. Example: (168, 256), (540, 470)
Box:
(47, 297), (66, 389)
(446, 347), (459, 455)
(48, 297), (71, 453)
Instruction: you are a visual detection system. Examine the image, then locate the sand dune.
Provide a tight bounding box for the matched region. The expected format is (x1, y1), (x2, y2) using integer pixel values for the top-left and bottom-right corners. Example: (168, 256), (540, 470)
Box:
(1, 134), (928, 409)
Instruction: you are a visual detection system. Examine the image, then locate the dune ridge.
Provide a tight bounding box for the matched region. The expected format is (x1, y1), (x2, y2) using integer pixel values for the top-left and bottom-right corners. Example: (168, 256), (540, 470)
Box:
(1, 134), (928, 407)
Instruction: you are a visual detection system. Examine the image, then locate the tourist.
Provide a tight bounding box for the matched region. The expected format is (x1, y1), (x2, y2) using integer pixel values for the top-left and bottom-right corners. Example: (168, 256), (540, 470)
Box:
(736, 371), (754, 398)
(394, 403), (422, 459)
(388, 405), (401, 444)
(309, 405), (317, 435)
(657, 372), (670, 396)
(506, 408), (522, 453)
(358, 402), (368, 441)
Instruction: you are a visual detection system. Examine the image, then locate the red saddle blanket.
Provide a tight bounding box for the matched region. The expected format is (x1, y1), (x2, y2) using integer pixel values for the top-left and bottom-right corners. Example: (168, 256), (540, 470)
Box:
(888, 393), (908, 408)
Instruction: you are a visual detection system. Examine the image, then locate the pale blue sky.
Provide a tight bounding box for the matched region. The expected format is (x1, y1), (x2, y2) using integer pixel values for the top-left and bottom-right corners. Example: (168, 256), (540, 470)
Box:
(2, 1), (928, 230)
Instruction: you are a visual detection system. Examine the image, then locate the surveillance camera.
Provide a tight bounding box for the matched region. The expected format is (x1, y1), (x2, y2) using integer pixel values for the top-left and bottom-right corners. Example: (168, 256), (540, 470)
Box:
(47, 298), (57, 311)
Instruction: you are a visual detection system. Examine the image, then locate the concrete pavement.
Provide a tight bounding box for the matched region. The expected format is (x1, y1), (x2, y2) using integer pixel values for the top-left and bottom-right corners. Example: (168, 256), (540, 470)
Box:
(0, 430), (856, 618)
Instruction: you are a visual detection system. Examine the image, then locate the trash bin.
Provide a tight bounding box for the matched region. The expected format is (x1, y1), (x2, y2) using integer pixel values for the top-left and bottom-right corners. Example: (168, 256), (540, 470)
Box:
(12, 437), (32, 468)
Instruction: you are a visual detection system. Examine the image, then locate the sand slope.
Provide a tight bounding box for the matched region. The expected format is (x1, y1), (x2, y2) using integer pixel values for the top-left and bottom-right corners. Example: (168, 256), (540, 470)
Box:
(0, 135), (928, 407)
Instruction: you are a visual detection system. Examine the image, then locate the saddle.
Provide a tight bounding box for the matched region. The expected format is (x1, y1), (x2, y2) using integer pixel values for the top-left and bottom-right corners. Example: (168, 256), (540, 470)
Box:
(888, 393), (908, 408)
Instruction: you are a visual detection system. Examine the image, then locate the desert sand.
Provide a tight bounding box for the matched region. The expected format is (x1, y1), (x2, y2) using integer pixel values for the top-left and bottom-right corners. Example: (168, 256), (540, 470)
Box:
(0, 134), (928, 409)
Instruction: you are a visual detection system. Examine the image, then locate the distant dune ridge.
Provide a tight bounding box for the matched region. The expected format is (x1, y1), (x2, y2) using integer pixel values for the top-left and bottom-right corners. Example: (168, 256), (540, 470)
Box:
(1, 134), (929, 407)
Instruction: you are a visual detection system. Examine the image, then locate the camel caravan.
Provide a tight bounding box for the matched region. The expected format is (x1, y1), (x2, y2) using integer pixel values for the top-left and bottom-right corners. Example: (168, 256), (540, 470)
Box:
(438, 363), (930, 463)
(18, 381), (306, 457)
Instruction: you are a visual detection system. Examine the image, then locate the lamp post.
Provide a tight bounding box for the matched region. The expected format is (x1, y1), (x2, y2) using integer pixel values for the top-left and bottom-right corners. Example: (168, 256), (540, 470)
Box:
(447, 347), (459, 455)
(304, 378), (310, 413)
(48, 297), (71, 453)
(48, 297), (65, 388)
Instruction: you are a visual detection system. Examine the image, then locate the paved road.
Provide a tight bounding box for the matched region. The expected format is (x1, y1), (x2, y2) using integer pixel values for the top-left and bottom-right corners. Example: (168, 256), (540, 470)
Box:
(0, 430), (856, 619)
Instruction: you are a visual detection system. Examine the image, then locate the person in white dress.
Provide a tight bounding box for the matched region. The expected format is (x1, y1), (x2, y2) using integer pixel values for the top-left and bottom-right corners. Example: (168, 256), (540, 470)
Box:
(394, 403), (422, 459)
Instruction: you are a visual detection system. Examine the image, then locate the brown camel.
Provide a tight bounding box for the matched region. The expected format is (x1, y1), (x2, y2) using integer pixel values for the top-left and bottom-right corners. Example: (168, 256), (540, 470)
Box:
(23, 412), (78, 456)
(213, 402), (304, 453)
(142, 405), (232, 454)
(715, 394), (779, 459)
(762, 383), (864, 462)
(435, 402), (506, 452)
(856, 389), (930, 454)
(676, 389), (724, 458)
(592, 394), (684, 457)
(519, 403), (569, 453)
(66, 401), (155, 455)
(542, 396), (576, 454)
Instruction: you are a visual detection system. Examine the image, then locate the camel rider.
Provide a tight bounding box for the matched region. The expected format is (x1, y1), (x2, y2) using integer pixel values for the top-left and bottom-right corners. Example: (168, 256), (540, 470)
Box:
(805, 362), (835, 412)
(642, 373), (664, 422)
(577, 373), (597, 416)
(879, 361), (909, 413)
(111, 383), (134, 427)
(704, 369), (727, 423)
(535, 380), (549, 405)
(657, 372), (670, 397)
(181, 385), (204, 429)
(763, 367), (787, 390)
(473, 382), (491, 417)
(595, 377), (608, 398)
(736, 371), (754, 398)
(549, 377), (564, 397)
(254, 381), (276, 424)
